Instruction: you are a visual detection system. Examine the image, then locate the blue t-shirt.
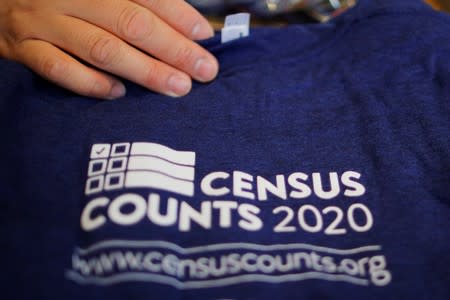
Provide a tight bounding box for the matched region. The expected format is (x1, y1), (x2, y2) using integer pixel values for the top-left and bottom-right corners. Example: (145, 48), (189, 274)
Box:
(1, 0), (449, 299)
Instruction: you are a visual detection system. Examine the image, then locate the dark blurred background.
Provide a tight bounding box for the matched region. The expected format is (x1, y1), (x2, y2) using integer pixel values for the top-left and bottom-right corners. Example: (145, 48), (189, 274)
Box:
(190, 0), (450, 28)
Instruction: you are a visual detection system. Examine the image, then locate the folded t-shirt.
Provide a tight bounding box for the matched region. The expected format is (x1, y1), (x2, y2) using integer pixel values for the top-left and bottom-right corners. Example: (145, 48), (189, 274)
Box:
(0, 0), (449, 299)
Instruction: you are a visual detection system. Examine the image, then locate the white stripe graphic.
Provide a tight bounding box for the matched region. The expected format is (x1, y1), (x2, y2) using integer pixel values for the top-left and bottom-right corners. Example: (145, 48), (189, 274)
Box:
(75, 240), (382, 256)
(65, 270), (369, 288)
(125, 171), (194, 196)
(128, 156), (195, 181)
(131, 142), (195, 166)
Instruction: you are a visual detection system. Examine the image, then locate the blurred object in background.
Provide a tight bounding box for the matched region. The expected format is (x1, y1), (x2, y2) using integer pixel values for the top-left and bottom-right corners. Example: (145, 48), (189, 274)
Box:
(188, 0), (357, 23)
(427, 0), (450, 12)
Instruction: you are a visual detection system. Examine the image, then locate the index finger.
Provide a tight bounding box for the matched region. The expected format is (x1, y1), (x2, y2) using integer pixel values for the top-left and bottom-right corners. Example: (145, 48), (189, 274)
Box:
(133, 0), (214, 40)
(59, 0), (218, 82)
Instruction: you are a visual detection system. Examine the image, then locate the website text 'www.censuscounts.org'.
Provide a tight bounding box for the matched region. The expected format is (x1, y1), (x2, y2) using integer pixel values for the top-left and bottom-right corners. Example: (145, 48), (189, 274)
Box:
(67, 242), (392, 288)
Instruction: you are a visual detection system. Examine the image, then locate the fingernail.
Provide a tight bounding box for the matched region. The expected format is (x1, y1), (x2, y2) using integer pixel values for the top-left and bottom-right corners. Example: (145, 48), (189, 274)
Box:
(108, 81), (126, 99)
(194, 58), (218, 82)
(191, 22), (214, 40)
(167, 74), (191, 97)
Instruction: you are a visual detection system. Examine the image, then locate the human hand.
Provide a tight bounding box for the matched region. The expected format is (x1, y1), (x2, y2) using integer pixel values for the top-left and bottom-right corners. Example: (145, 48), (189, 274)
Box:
(0, 0), (219, 99)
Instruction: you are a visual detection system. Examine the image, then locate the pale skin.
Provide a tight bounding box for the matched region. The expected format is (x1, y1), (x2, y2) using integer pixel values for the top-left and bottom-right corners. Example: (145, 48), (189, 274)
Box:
(0, 0), (219, 99)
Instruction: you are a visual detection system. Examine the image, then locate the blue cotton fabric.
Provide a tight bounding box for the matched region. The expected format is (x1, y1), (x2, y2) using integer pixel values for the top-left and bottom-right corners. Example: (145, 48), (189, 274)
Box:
(0, 0), (449, 299)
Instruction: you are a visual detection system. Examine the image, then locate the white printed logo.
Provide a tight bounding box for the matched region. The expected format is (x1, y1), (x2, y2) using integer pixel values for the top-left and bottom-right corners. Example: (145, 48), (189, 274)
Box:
(71, 141), (393, 289)
(85, 142), (196, 196)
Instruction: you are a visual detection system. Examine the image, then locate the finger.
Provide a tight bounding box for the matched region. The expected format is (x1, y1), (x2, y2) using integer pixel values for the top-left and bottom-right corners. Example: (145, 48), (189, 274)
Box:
(40, 15), (192, 97)
(59, 0), (219, 83)
(15, 39), (126, 100)
(132, 0), (214, 40)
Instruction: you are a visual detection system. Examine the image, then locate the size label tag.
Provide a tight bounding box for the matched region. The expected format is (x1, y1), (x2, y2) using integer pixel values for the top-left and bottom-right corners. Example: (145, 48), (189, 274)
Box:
(221, 13), (250, 43)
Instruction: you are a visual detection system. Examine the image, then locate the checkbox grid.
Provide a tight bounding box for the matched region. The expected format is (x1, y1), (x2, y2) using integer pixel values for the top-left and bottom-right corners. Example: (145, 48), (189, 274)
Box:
(85, 142), (197, 197)
(85, 143), (130, 195)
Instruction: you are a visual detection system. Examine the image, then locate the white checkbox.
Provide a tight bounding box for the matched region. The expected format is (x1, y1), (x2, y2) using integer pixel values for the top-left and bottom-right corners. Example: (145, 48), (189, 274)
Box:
(111, 143), (130, 157)
(107, 157), (128, 173)
(90, 144), (111, 159)
(104, 173), (125, 191)
(85, 175), (105, 195)
(88, 159), (107, 177)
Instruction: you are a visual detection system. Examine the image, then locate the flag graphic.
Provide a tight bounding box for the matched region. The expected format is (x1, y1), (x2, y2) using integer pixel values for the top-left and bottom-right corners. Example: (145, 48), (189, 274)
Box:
(85, 142), (196, 197)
